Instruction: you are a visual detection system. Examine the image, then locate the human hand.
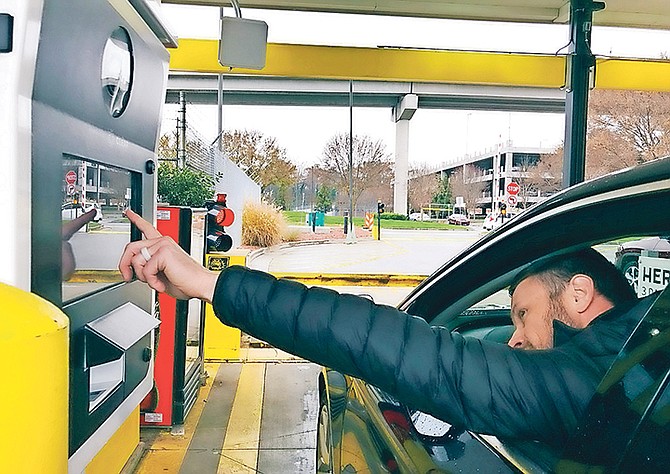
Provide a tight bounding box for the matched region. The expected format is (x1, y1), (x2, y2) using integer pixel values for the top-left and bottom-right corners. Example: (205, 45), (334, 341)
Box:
(118, 209), (218, 302)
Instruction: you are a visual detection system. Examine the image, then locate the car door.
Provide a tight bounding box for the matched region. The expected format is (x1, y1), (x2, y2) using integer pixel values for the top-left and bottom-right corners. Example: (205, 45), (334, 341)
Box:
(554, 286), (670, 471)
(323, 158), (670, 473)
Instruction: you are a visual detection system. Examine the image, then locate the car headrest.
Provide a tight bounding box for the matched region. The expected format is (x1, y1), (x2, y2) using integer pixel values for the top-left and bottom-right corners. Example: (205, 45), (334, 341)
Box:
(482, 325), (515, 344)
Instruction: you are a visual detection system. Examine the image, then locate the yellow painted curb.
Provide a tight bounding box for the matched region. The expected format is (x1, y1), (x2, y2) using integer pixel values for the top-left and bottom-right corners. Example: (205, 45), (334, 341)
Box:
(272, 272), (428, 287)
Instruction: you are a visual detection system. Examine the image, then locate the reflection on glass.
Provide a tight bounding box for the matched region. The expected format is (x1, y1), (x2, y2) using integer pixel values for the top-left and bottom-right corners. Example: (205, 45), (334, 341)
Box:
(101, 27), (133, 118)
(62, 157), (133, 301)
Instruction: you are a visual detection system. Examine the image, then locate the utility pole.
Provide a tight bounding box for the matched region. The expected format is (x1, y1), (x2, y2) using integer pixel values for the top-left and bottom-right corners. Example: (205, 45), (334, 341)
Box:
(346, 79), (356, 242)
(177, 91), (186, 168)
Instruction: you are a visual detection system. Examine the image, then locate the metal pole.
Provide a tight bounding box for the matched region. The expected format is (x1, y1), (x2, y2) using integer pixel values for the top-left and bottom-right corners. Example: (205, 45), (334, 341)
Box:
(377, 204), (381, 241)
(217, 73), (224, 153)
(346, 80), (356, 241)
(562, 0), (605, 188)
(178, 91), (186, 168)
(216, 7), (225, 155)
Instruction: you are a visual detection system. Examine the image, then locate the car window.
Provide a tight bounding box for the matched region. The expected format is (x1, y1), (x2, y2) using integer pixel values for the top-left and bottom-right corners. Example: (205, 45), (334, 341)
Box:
(456, 243), (616, 322)
(445, 241), (670, 470)
(617, 376), (670, 471)
(558, 287), (669, 469)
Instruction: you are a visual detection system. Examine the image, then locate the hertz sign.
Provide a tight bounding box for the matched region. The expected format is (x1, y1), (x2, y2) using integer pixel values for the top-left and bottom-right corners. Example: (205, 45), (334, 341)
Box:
(638, 256), (670, 297)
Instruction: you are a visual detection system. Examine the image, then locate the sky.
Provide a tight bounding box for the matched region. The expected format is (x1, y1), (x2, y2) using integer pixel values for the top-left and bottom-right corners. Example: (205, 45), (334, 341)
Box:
(159, 5), (670, 170)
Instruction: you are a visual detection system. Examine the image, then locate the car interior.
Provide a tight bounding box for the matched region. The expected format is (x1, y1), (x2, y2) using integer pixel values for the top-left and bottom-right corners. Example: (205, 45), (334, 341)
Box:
(399, 232), (669, 468)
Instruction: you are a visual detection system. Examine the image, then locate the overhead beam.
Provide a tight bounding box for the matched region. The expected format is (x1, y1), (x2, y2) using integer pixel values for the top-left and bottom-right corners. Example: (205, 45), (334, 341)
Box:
(170, 39), (566, 87)
(169, 39), (670, 92)
(162, 0), (670, 30)
(166, 75), (566, 111)
(163, 0), (563, 23)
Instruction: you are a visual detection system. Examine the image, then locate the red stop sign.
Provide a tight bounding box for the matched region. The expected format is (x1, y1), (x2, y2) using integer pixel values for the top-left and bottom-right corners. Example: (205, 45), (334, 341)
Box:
(507, 182), (520, 195)
(65, 170), (77, 185)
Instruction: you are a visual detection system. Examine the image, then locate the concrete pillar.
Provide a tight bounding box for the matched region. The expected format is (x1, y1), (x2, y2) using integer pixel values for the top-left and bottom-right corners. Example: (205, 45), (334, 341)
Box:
(392, 94), (417, 216)
(394, 118), (410, 215)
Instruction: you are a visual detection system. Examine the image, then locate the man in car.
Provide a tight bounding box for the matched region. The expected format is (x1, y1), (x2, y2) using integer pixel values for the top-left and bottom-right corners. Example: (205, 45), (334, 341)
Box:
(119, 210), (641, 446)
(507, 248), (636, 350)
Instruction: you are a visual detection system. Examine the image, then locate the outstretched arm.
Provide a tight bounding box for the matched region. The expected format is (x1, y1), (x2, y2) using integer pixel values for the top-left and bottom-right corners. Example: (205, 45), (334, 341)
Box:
(118, 210), (218, 302)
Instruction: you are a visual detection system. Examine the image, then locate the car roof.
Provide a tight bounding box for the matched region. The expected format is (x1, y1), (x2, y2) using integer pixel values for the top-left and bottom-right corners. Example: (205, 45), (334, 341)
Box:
(401, 157), (670, 322)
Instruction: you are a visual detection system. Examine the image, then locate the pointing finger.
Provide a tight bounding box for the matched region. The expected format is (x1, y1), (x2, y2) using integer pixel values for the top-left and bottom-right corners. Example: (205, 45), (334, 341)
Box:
(124, 209), (162, 239)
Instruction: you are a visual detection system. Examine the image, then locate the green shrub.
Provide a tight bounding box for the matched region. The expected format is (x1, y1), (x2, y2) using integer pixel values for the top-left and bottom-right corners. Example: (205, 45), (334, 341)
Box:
(380, 212), (408, 221)
(157, 162), (215, 207)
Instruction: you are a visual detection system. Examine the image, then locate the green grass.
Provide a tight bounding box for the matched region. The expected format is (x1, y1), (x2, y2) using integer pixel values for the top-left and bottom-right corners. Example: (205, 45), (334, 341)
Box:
(283, 211), (471, 230)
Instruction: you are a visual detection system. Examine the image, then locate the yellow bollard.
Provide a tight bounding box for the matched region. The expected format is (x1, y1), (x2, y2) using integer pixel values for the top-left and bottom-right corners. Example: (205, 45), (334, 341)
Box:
(204, 250), (249, 361)
(372, 215), (379, 240)
(0, 283), (69, 472)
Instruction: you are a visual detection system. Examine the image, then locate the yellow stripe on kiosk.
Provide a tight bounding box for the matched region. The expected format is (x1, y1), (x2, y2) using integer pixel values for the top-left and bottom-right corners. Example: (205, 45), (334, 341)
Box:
(204, 251), (249, 361)
(0, 283), (69, 472)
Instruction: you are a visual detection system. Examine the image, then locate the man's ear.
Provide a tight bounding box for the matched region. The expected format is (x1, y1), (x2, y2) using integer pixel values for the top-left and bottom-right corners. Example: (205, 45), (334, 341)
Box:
(569, 274), (595, 313)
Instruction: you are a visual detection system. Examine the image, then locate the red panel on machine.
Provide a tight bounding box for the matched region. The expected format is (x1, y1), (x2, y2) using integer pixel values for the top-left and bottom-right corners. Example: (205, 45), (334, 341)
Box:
(140, 207), (182, 426)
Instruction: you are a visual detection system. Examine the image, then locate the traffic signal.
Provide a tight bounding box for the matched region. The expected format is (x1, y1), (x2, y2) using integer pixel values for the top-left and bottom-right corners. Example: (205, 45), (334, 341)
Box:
(205, 193), (235, 252)
(500, 203), (507, 216)
(377, 201), (385, 214)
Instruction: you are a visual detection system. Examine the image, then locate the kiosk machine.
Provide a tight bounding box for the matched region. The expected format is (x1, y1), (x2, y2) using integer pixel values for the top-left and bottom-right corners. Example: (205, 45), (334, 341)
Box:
(2, 0), (176, 471)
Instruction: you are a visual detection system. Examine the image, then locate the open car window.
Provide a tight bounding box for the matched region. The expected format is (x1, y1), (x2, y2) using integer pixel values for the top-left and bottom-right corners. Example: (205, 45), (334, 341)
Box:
(434, 240), (670, 471)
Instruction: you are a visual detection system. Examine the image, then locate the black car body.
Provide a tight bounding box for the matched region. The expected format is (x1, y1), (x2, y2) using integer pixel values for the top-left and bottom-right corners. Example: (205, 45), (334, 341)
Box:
(317, 157), (670, 473)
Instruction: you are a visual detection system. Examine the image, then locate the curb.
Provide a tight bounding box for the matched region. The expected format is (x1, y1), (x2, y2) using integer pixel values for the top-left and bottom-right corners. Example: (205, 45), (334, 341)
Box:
(246, 238), (343, 266)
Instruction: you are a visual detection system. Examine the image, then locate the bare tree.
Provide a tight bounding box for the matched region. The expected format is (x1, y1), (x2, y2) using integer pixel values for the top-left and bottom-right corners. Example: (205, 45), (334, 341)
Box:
(318, 133), (393, 214)
(525, 150), (563, 199)
(408, 163), (440, 213)
(588, 90), (670, 166)
(449, 165), (487, 214)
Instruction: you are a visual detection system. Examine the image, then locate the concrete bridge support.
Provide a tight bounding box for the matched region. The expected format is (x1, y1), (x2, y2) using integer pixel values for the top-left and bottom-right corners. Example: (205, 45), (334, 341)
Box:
(393, 94), (418, 216)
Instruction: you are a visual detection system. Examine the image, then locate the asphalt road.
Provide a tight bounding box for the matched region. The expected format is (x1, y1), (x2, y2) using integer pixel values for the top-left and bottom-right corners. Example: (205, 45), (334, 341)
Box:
(250, 228), (483, 275)
(248, 227), (485, 306)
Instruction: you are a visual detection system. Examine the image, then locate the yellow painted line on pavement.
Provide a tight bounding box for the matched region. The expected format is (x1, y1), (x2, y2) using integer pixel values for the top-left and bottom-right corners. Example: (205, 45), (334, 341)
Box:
(135, 363), (220, 474)
(218, 363), (266, 473)
(272, 272), (427, 287)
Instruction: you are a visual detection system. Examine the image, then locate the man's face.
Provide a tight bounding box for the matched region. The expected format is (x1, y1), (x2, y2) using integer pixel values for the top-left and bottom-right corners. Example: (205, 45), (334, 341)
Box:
(508, 276), (572, 350)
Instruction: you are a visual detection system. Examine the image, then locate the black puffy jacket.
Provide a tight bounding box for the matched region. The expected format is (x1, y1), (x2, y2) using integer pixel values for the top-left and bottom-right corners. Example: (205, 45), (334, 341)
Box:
(212, 265), (650, 445)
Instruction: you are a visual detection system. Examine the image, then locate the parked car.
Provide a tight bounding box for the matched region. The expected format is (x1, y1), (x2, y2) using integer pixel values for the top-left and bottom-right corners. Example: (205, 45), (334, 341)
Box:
(615, 236), (670, 291)
(408, 212), (431, 221)
(317, 157), (670, 473)
(447, 212), (470, 226)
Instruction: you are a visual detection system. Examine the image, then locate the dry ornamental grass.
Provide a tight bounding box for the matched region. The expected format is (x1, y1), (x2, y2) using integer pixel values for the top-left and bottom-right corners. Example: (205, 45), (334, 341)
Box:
(242, 201), (287, 247)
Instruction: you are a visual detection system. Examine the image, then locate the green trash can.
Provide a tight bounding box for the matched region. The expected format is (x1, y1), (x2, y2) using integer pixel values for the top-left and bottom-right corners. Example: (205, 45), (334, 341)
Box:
(307, 212), (325, 227)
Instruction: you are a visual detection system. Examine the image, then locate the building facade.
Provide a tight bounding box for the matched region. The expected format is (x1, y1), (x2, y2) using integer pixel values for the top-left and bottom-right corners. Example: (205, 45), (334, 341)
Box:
(433, 141), (557, 215)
